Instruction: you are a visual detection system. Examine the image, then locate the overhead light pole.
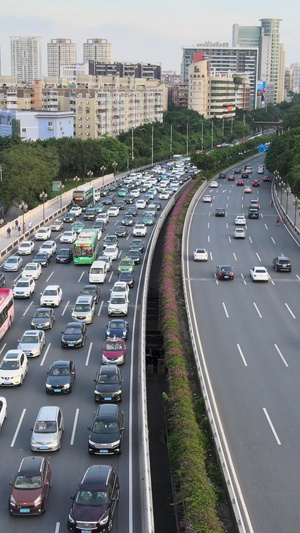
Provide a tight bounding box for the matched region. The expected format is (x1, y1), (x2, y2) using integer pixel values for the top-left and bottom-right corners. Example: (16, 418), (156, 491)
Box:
(100, 165), (106, 188)
(18, 201), (28, 234)
(39, 191), (48, 221)
(59, 183), (65, 209)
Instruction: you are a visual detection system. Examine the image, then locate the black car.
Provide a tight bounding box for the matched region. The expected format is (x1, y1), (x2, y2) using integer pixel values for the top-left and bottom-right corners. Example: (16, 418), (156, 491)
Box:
(126, 249), (142, 264)
(61, 322), (87, 348)
(124, 194), (134, 204)
(218, 172), (226, 179)
(46, 360), (76, 394)
(234, 168), (241, 174)
(103, 234), (118, 249)
(99, 187), (109, 197)
(152, 201), (162, 211)
(81, 284), (100, 303)
(67, 465), (119, 532)
(109, 184), (117, 192)
(93, 220), (105, 231)
(84, 208), (96, 221)
(273, 255), (292, 272)
(248, 208), (259, 219)
(215, 208), (226, 217)
(118, 270), (134, 288)
(63, 212), (76, 223)
(241, 172), (249, 179)
(129, 239), (144, 253)
(0, 272), (5, 287)
(122, 214), (134, 226)
(33, 252), (51, 267)
(31, 308), (55, 330)
(216, 265), (234, 280)
(115, 200), (125, 210)
(102, 196), (115, 205)
(115, 226), (128, 238)
(106, 319), (129, 340)
(56, 248), (73, 263)
(125, 206), (137, 217)
(87, 404), (124, 455)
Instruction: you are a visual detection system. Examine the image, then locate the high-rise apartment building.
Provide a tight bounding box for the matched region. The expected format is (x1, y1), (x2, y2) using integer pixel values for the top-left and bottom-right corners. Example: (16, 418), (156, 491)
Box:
(88, 62), (161, 80)
(290, 63), (300, 92)
(83, 39), (113, 64)
(47, 39), (77, 77)
(260, 18), (282, 104)
(10, 36), (42, 83)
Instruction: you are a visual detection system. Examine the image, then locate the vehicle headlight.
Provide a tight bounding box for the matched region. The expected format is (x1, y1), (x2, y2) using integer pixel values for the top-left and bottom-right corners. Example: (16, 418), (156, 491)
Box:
(33, 495), (42, 505)
(46, 383), (51, 389)
(112, 390), (122, 397)
(44, 322), (50, 327)
(68, 514), (75, 524)
(107, 330), (111, 336)
(10, 495), (16, 505)
(74, 338), (82, 344)
(99, 514), (109, 525)
(110, 440), (120, 447)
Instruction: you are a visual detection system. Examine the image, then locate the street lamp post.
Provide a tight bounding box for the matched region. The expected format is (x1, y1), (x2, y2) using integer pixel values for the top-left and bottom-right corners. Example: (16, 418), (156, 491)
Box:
(39, 191), (48, 221)
(280, 180), (284, 204)
(100, 166), (106, 188)
(286, 185), (291, 215)
(131, 127), (134, 161)
(151, 126), (154, 166)
(18, 201), (28, 234)
(294, 198), (300, 226)
(170, 124), (173, 159)
(112, 162), (118, 181)
(59, 183), (65, 209)
(186, 123), (189, 156)
(87, 170), (93, 183)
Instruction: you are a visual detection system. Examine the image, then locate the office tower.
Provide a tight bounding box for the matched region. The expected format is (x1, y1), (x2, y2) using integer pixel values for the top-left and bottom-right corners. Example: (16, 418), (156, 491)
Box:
(47, 39), (77, 77)
(260, 19), (282, 103)
(290, 63), (300, 92)
(83, 39), (113, 64)
(10, 36), (42, 83)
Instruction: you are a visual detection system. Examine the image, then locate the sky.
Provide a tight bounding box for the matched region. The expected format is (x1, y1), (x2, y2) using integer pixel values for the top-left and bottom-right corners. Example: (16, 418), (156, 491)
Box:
(0, 0), (299, 76)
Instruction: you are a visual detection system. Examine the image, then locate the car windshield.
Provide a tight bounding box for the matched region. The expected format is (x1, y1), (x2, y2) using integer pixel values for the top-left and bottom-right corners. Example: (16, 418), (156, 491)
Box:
(24, 265), (36, 270)
(16, 281), (29, 287)
(34, 421), (57, 433)
(49, 366), (69, 376)
(35, 311), (50, 318)
(15, 475), (42, 489)
(74, 304), (90, 312)
(75, 490), (107, 506)
(99, 374), (119, 384)
(92, 421), (119, 434)
(20, 244), (30, 248)
(44, 290), (57, 295)
(110, 298), (126, 305)
(58, 250), (69, 255)
(221, 267), (231, 272)
(256, 269), (266, 273)
(20, 335), (39, 344)
(0, 360), (20, 370)
(36, 254), (47, 258)
(65, 327), (81, 335)
(7, 258), (18, 263)
(112, 287), (125, 293)
(104, 341), (123, 351)
(109, 321), (125, 328)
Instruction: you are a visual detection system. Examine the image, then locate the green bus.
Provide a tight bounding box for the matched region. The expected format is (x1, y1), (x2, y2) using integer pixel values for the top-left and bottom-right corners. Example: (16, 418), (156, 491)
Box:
(72, 185), (95, 210)
(73, 229), (99, 265)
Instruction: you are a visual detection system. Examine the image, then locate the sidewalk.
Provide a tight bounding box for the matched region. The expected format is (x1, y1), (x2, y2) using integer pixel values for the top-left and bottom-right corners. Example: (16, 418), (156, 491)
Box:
(273, 182), (300, 239)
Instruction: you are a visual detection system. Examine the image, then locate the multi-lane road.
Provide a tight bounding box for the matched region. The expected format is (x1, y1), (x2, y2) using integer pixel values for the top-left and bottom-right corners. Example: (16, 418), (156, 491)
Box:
(185, 155), (300, 533)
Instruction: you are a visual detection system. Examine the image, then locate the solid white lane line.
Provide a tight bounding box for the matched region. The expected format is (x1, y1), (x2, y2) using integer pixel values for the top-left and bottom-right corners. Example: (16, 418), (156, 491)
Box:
(208, 235), (210, 243)
(46, 271), (54, 283)
(237, 344), (247, 366)
(11, 409), (26, 447)
(253, 302), (262, 318)
(61, 300), (69, 316)
(271, 237), (276, 244)
(263, 408), (281, 445)
(40, 343), (51, 366)
(109, 271), (113, 282)
(222, 302), (229, 318)
(249, 236), (253, 244)
(0, 343), (7, 355)
(285, 303), (296, 319)
(256, 252), (261, 262)
(264, 224), (268, 230)
(54, 523), (60, 533)
(274, 344), (289, 367)
(23, 301), (33, 316)
(98, 300), (103, 317)
(241, 273), (247, 285)
(78, 271), (85, 282)
(70, 408), (79, 445)
(233, 252), (237, 261)
(85, 342), (93, 366)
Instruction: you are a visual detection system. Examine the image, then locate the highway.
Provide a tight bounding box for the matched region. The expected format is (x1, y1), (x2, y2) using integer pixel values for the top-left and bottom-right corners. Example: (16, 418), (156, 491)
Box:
(185, 155), (300, 533)
(0, 182), (174, 532)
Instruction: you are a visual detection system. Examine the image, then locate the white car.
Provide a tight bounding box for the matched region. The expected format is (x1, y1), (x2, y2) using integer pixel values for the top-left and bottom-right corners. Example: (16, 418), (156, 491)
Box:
(107, 206), (120, 217)
(69, 206), (82, 217)
(235, 215), (246, 225)
(39, 240), (57, 256)
(103, 245), (119, 261)
(131, 189), (140, 198)
(40, 285), (63, 307)
(133, 223), (147, 237)
(233, 228), (246, 239)
(250, 266), (270, 282)
(96, 213), (109, 224)
(193, 248), (208, 261)
(35, 227), (51, 241)
(21, 262), (42, 280)
(210, 181), (218, 188)
(18, 241), (35, 255)
(111, 281), (130, 299)
(108, 294), (129, 316)
(13, 277), (35, 298)
(50, 219), (64, 231)
(17, 330), (46, 358)
(203, 195), (212, 203)
(0, 397), (7, 428)
(136, 199), (147, 209)
(159, 191), (170, 200)
(94, 191), (100, 202)
(60, 230), (77, 243)
(4, 255), (23, 271)
(0, 350), (28, 386)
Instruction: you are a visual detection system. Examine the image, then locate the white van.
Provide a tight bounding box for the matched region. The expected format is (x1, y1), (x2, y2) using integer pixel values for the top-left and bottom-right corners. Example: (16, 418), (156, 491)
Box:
(89, 260), (107, 284)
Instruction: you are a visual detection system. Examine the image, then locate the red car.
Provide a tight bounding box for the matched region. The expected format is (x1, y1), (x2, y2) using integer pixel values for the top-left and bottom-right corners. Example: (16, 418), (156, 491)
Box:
(9, 456), (51, 515)
(263, 175), (271, 182)
(236, 180), (244, 186)
(102, 337), (126, 365)
(252, 180), (260, 187)
(227, 175), (235, 181)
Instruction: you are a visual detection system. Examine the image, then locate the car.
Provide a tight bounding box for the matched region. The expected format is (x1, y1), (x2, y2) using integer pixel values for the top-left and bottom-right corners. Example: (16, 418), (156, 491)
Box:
(40, 285), (63, 307)
(118, 257), (134, 274)
(71, 295), (96, 324)
(252, 179), (260, 187)
(100, 187), (109, 197)
(143, 212), (155, 225)
(0, 397), (7, 428)
(69, 206), (82, 217)
(210, 180), (218, 188)
(18, 240), (35, 255)
(126, 249), (142, 264)
(111, 281), (130, 300)
(4, 255), (23, 271)
(94, 202), (105, 214)
(118, 270), (135, 288)
(257, 164), (265, 174)
(88, 404), (124, 455)
(124, 194), (134, 204)
(215, 208), (226, 217)
(102, 196), (115, 205)
(60, 230), (77, 243)
(109, 184), (117, 192)
(31, 308), (55, 330)
(249, 199), (260, 209)
(234, 168), (241, 174)
(115, 199), (126, 210)
(244, 166), (253, 173)
(115, 226), (128, 238)
(129, 238), (144, 254)
(125, 206), (137, 217)
(106, 319), (129, 340)
(263, 175), (272, 182)
(97, 254), (112, 272)
(108, 294), (129, 316)
(79, 284), (100, 305)
(50, 218), (64, 231)
(67, 465), (119, 533)
(136, 198), (147, 209)
(9, 456), (51, 515)
(233, 227), (246, 239)
(39, 240), (57, 256)
(193, 248), (208, 261)
(235, 215), (246, 225)
(33, 252), (51, 267)
(13, 277), (35, 298)
(202, 195), (212, 203)
(18, 330), (45, 358)
(35, 227), (51, 241)
(56, 248), (73, 263)
(248, 208), (259, 219)
(94, 365), (123, 403)
(122, 214), (134, 226)
(250, 266), (270, 281)
(84, 208), (97, 221)
(61, 322), (87, 348)
(103, 245), (119, 261)
(244, 186), (253, 194)
(152, 201), (162, 211)
(93, 220), (106, 232)
(103, 234), (118, 249)
(133, 223), (147, 236)
(131, 188), (140, 198)
(46, 360), (76, 394)
(107, 206), (120, 217)
(94, 191), (101, 201)
(21, 262), (42, 279)
(236, 180), (244, 186)
(102, 337), (127, 365)
(273, 255), (292, 272)
(218, 172), (226, 179)
(227, 175), (235, 181)
(30, 405), (64, 452)
(0, 349), (28, 386)
(63, 212), (76, 223)
(159, 190), (170, 200)
(96, 212), (109, 225)
(241, 172), (249, 179)
(216, 265), (234, 280)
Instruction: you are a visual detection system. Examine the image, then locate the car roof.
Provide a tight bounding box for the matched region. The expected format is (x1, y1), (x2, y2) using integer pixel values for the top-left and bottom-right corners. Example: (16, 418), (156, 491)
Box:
(18, 456), (44, 475)
(99, 364), (119, 375)
(82, 465), (112, 486)
(66, 322), (83, 328)
(50, 360), (70, 368)
(95, 403), (119, 420)
(44, 285), (60, 290)
(3, 349), (23, 360)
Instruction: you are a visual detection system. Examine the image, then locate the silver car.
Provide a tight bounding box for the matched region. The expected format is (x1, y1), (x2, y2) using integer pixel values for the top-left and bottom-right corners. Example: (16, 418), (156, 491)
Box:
(30, 406), (64, 452)
(233, 228), (246, 239)
(17, 330), (45, 358)
(4, 255), (23, 271)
